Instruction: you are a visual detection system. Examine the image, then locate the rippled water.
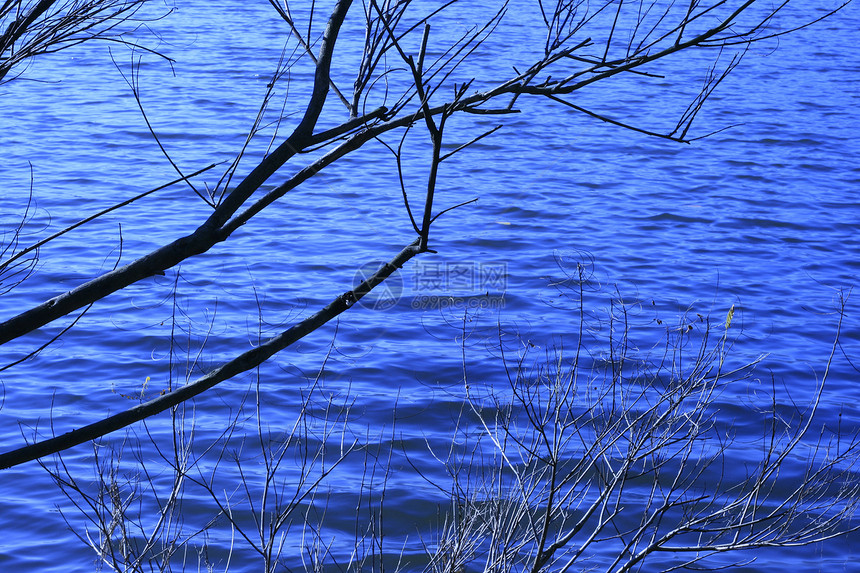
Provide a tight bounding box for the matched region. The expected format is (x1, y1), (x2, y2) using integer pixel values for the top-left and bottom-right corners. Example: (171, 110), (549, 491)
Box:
(1, 1), (859, 571)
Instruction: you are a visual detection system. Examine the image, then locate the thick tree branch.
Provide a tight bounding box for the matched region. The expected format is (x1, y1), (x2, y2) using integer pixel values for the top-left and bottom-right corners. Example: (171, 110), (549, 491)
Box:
(0, 239), (420, 468)
(203, 0), (354, 231)
(0, 0), (355, 345)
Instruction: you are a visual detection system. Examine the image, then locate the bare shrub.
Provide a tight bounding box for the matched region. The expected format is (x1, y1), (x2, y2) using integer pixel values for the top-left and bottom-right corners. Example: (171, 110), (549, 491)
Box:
(428, 280), (860, 572)
(44, 282), (860, 571)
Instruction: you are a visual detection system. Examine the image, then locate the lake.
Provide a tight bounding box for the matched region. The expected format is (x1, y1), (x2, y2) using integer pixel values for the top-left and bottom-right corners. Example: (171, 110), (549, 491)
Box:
(1, 1), (859, 571)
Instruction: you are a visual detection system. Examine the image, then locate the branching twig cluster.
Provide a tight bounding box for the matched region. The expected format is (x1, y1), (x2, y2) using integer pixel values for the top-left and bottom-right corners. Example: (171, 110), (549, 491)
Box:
(427, 285), (860, 572)
(0, 0), (170, 86)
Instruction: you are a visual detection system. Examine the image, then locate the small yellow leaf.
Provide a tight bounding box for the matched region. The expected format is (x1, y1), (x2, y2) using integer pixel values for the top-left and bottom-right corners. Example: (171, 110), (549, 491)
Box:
(725, 305), (735, 329)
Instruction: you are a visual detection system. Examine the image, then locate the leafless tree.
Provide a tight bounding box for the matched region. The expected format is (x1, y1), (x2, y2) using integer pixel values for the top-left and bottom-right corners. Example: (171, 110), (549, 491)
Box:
(0, 0), (851, 473)
(5, 1), (857, 569)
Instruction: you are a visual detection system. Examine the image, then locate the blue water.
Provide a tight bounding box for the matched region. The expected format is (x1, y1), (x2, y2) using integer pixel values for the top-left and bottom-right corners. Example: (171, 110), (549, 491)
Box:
(1, 1), (859, 571)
